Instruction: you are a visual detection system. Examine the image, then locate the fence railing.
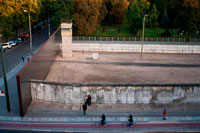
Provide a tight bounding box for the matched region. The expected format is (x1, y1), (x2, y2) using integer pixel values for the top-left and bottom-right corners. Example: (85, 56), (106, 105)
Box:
(73, 36), (200, 43)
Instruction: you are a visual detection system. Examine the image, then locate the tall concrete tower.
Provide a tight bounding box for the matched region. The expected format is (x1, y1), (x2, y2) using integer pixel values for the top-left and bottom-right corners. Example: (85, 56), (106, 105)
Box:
(60, 22), (72, 57)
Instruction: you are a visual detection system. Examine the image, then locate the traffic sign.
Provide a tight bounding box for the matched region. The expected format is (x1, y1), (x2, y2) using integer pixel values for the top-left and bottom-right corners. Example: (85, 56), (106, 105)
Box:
(0, 90), (5, 96)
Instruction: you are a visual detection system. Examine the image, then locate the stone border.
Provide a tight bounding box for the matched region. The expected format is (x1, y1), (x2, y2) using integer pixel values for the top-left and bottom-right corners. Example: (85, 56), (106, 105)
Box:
(30, 79), (200, 87)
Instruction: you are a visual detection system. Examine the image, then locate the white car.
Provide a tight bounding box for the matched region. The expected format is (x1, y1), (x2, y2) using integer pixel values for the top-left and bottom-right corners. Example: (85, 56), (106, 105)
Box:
(7, 41), (17, 47)
(2, 43), (12, 49)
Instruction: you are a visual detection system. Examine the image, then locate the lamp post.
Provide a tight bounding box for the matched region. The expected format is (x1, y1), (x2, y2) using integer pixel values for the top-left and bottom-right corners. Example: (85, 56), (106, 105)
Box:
(0, 44), (11, 112)
(48, 23), (50, 38)
(141, 14), (148, 58)
(24, 10), (32, 55)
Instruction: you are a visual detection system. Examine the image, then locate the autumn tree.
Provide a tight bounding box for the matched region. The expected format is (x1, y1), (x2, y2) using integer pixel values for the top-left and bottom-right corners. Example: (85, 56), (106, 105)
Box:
(73, 0), (107, 35)
(0, 0), (40, 39)
(109, 0), (129, 24)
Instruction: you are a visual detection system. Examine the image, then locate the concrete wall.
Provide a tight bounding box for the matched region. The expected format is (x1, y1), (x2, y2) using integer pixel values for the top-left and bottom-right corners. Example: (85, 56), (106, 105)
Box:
(72, 42), (200, 54)
(31, 81), (200, 104)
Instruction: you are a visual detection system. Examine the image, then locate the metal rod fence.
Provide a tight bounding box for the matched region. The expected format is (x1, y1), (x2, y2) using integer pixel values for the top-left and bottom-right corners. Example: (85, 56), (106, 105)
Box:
(73, 36), (200, 43)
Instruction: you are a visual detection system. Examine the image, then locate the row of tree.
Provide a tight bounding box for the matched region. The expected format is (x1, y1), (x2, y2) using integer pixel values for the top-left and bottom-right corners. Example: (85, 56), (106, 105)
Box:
(73, 0), (200, 36)
(0, 0), (200, 39)
(0, 0), (74, 40)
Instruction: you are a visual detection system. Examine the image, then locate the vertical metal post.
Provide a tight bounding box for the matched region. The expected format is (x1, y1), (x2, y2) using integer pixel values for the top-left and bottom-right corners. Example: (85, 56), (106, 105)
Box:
(0, 44), (11, 112)
(28, 12), (33, 55)
(141, 15), (146, 58)
(48, 23), (51, 38)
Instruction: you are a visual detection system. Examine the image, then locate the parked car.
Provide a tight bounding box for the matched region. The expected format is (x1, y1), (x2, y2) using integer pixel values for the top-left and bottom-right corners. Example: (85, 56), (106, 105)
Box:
(0, 46), (6, 52)
(10, 38), (22, 44)
(7, 41), (17, 47)
(19, 33), (29, 40)
(2, 43), (12, 49)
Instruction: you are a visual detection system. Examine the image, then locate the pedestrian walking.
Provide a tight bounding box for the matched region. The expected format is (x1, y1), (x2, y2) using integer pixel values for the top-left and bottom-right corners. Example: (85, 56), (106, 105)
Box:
(127, 114), (133, 126)
(100, 114), (106, 125)
(22, 56), (25, 62)
(163, 108), (167, 120)
(26, 55), (30, 62)
(82, 103), (87, 116)
(86, 95), (91, 106)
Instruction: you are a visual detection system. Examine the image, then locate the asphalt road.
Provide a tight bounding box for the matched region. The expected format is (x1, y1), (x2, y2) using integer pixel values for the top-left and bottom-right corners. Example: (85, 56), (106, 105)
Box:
(0, 25), (51, 114)
(0, 25), (50, 77)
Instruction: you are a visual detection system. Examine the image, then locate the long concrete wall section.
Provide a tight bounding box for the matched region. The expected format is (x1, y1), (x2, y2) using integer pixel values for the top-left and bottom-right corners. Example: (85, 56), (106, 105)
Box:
(72, 42), (200, 54)
(31, 81), (200, 104)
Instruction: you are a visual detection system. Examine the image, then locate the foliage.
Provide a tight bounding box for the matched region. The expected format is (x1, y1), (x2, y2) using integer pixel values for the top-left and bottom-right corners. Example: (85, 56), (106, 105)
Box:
(109, 0), (129, 24)
(124, 0), (150, 34)
(161, 29), (172, 37)
(39, 0), (74, 30)
(146, 4), (159, 28)
(160, 10), (168, 27)
(168, 0), (200, 36)
(89, 26), (178, 37)
(0, 0), (40, 38)
(73, 0), (107, 35)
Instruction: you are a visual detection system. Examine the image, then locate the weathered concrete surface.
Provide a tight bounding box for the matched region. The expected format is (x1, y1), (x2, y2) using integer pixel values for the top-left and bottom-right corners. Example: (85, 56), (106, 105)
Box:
(60, 23), (73, 57)
(31, 82), (200, 104)
(72, 41), (200, 54)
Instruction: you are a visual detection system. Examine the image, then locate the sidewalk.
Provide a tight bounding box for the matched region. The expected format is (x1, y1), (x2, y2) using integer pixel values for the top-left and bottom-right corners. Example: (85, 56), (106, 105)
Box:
(0, 115), (200, 132)
(1, 115), (200, 123)
(0, 49), (38, 114)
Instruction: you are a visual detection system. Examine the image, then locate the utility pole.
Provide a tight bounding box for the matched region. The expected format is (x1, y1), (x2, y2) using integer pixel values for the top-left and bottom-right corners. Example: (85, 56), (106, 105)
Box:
(0, 44), (11, 112)
(24, 10), (32, 55)
(48, 23), (51, 38)
(141, 15), (147, 58)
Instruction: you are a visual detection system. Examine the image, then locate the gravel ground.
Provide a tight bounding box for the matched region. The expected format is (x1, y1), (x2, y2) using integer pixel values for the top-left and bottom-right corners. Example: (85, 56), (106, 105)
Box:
(46, 52), (200, 84)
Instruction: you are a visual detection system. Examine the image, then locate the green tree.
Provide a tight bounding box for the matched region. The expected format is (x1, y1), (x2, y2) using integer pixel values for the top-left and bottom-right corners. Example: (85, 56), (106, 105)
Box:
(168, 0), (200, 36)
(40, 0), (74, 30)
(146, 4), (159, 29)
(125, 0), (150, 34)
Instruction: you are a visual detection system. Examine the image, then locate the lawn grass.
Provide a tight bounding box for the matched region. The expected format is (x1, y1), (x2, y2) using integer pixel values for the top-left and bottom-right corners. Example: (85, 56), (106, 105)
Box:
(89, 26), (180, 37)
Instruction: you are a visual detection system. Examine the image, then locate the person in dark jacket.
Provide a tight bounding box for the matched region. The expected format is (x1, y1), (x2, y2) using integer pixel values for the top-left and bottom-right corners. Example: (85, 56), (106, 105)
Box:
(82, 103), (87, 116)
(87, 95), (91, 106)
(100, 114), (106, 125)
(127, 114), (133, 126)
(22, 56), (25, 62)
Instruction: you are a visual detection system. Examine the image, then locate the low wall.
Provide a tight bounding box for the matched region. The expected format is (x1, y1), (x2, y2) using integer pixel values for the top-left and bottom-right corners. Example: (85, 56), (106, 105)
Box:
(72, 42), (200, 54)
(31, 81), (200, 104)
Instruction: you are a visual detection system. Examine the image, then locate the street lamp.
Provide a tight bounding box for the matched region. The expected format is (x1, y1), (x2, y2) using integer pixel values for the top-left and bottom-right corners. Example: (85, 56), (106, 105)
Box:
(0, 44), (11, 112)
(48, 23), (51, 38)
(141, 14), (148, 58)
(24, 10), (33, 55)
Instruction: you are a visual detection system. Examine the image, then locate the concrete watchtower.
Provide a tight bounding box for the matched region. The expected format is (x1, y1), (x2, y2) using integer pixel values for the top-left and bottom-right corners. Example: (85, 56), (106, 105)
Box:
(61, 22), (73, 57)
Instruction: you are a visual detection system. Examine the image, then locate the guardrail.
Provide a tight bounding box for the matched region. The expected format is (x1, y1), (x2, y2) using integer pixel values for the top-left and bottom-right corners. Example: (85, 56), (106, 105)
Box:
(73, 36), (200, 43)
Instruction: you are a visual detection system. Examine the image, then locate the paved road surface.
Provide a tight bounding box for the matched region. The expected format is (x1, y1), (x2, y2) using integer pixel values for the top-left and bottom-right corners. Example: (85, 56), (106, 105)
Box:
(0, 25), (50, 77)
(0, 25), (51, 114)
(0, 121), (200, 132)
